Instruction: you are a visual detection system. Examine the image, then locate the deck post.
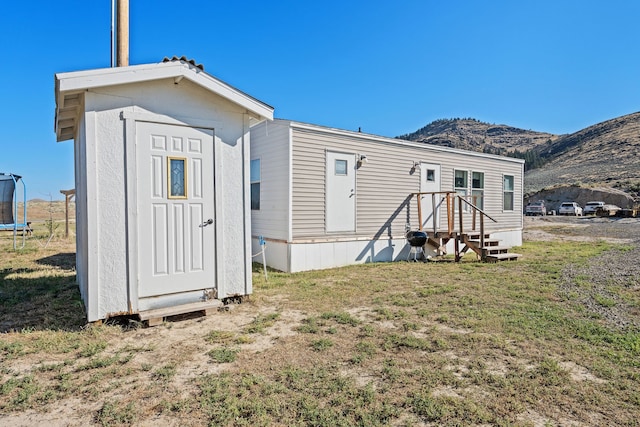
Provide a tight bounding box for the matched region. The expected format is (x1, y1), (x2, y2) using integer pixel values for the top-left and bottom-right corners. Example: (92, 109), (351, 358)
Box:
(480, 214), (485, 256)
(446, 194), (453, 235)
(432, 193), (437, 235)
(417, 193), (423, 231)
(458, 196), (463, 236)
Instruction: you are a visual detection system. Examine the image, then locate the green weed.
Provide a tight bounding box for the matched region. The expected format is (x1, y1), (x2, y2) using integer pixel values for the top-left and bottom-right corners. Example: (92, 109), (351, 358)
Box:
(297, 317), (320, 334)
(95, 400), (137, 426)
(208, 347), (239, 363)
(320, 311), (361, 326)
(204, 330), (235, 344)
(311, 339), (334, 352)
(152, 363), (177, 381)
(245, 313), (280, 334)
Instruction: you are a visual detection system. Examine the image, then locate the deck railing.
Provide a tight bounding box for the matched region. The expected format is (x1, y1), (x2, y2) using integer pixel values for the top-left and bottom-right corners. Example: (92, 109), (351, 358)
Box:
(411, 191), (497, 243)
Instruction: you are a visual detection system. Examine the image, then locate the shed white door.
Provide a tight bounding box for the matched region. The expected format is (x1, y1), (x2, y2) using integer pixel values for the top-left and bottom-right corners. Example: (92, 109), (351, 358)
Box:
(419, 163), (441, 230)
(326, 151), (356, 232)
(136, 122), (216, 298)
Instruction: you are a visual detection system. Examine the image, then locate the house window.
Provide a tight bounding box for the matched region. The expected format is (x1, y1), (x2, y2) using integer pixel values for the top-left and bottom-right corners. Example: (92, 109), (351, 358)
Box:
(335, 159), (348, 175)
(426, 169), (436, 182)
(168, 157), (187, 198)
(251, 159), (260, 210)
(454, 170), (467, 195)
(454, 170), (468, 211)
(503, 175), (514, 211)
(472, 171), (484, 209)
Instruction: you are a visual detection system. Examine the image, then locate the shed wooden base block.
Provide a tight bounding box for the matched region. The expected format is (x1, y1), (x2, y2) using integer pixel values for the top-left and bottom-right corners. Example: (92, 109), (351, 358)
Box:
(138, 300), (224, 326)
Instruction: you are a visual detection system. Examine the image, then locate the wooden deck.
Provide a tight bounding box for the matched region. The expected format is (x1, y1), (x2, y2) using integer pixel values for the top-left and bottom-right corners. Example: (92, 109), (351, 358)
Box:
(411, 192), (521, 263)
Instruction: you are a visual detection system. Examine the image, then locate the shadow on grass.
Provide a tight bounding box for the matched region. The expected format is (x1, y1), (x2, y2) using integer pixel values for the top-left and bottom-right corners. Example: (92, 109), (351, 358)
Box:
(0, 254), (86, 332)
(35, 252), (76, 270)
(252, 261), (283, 274)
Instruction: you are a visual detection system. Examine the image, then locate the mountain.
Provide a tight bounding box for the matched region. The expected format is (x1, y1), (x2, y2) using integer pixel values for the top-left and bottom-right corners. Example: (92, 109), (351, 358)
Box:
(398, 113), (640, 198)
(525, 111), (640, 193)
(397, 118), (559, 154)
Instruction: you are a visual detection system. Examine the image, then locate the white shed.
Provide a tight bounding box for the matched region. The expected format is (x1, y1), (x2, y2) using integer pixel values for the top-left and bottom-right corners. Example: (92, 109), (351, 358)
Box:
(54, 59), (273, 323)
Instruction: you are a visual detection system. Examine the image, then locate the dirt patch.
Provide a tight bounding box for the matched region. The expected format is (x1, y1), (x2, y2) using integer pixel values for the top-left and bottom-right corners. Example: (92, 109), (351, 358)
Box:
(558, 361), (606, 384)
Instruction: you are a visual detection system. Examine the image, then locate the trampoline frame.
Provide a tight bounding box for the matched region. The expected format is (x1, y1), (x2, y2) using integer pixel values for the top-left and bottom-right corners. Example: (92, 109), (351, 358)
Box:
(0, 173), (27, 249)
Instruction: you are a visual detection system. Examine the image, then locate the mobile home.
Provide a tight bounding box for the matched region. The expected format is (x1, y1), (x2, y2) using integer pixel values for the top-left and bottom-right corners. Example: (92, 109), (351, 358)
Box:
(54, 59), (273, 322)
(250, 119), (524, 272)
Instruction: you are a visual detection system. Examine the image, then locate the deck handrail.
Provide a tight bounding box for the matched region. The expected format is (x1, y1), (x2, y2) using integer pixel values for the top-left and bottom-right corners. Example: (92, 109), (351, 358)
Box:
(411, 192), (501, 262)
(411, 192), (498, 236)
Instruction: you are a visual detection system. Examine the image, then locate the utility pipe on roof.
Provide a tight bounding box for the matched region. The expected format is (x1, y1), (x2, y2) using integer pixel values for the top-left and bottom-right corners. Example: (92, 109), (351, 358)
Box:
(117, 0), (129, 67)
(111, 0), (115, 67)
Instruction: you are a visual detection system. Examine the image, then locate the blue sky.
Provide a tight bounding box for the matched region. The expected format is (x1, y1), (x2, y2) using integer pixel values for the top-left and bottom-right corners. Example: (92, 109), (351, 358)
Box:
(1, 0), (639, 200)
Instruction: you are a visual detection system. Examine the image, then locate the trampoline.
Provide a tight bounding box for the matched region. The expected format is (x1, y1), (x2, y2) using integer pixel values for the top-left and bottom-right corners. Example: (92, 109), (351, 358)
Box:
(0, 173), (27, 249)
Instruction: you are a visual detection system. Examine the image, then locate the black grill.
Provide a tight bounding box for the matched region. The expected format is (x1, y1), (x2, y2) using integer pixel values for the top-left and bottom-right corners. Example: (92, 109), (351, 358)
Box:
(406, 230), (427, 247)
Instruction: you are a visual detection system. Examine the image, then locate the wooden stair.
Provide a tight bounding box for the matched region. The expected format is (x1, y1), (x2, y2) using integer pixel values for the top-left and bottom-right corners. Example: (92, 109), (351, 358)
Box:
(463, 233), (521, 262)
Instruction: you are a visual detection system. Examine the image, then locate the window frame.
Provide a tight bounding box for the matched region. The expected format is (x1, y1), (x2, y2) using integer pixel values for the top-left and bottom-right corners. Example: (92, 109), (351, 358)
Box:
(454, 169), (469, 211)
(167, 156), (188, 199)
(426, 169), (436, 182)
(503, 174), (515, 211)
(334, 159), (348, 176)
(250, 158), (261, 211)
(471, 171), (484, 210)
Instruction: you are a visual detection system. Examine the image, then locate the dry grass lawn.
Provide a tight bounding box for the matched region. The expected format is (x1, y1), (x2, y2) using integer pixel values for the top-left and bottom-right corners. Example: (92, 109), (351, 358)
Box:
(1, 211), (640, 426)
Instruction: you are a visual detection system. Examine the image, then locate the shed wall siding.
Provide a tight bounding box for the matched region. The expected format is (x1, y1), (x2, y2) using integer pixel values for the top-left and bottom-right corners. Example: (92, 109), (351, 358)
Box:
(289, 125), (523, 241)
(79, 79), (255, 320)
(250, 120), (290, 241)
(74, 116), (90, 316)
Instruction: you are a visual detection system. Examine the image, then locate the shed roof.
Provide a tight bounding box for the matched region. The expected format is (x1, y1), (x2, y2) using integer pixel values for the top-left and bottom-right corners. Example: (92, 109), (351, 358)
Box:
(54, 59), (274, 142)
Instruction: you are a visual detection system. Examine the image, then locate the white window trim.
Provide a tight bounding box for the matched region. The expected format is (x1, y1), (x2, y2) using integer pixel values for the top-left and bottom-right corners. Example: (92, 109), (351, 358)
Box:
(454, 169), (469, 212)
(471, 171), (485, 210)
(503, 174), (515, 212)
(250, 158), (261, 211)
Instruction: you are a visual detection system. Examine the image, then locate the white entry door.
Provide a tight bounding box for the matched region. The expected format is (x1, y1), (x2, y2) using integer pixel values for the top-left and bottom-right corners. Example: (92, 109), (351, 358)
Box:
(419, 163), (441, 230)
(136, 122), (216, 298)
(326, 151), (356, 232)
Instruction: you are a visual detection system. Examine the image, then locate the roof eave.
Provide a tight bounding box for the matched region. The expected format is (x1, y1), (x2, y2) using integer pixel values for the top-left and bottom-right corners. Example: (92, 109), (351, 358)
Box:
(54, 61), (274, 141)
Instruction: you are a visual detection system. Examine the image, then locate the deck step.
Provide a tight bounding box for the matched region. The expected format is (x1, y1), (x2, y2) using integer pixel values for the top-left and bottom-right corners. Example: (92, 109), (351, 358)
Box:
(466, 233), (491, 240)
(467, 238), (502, 246)
(484, 252), (522, 262)
(482, 245), (513, 254)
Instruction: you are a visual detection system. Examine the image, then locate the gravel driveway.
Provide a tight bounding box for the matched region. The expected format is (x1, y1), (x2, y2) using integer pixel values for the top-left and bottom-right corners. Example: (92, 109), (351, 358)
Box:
(525, 215), (640, 329)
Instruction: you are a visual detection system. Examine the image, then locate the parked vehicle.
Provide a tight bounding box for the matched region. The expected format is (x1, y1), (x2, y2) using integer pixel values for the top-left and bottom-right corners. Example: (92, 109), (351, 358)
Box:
(525, 201), (546, 216)
(558, 202), (583, 216)
(583, 201), (605, 215)
(596, 204), (622, 217)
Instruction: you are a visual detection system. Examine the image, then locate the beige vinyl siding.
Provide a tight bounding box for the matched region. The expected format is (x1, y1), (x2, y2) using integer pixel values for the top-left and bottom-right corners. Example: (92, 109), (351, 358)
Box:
(291, 127), (418, 239)
(289, 122), (523, 240)
(250, 121), (291, 240)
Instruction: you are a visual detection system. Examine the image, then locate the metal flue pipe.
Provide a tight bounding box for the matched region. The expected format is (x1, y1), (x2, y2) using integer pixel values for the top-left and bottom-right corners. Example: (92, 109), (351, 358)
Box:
(116, 0), (129, 67)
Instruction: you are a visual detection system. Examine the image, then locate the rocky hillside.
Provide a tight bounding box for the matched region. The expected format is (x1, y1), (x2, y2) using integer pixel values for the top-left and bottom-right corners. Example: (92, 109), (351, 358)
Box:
(525, 111), (640, 193)
(397, 118), (559, 154)
(399, 113), (640, 201)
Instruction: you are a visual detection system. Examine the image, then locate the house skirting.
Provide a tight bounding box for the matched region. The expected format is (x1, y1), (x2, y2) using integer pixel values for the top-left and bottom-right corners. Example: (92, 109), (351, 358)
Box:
(252, 229), (522, 273)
